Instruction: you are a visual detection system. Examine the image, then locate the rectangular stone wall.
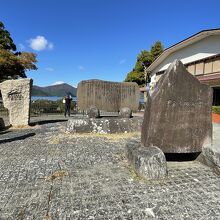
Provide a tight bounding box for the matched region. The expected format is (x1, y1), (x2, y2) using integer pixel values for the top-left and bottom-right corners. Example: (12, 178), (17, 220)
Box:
(77, 80), (139, 112)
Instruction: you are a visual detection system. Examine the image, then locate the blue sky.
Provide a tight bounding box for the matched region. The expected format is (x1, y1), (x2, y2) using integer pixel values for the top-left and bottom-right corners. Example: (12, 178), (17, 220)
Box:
(1, 0), (220, 87)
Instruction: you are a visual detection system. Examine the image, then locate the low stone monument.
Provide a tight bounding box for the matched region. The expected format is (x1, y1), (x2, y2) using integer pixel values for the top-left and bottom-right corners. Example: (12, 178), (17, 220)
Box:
(77, 80), (139, 115)
(67, 79), (141, 134)
(0, 79), (33, 126)
(141, 60), (212, 153)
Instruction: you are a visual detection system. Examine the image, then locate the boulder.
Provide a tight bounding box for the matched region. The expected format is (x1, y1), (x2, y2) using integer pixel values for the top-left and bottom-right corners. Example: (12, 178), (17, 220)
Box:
(126, 141), (168, 180)
(202, 144), (220, 173)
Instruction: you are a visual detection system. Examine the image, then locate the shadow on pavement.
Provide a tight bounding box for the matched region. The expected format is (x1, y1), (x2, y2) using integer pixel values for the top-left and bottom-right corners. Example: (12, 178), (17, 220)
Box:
(165, 152), (201, 161)
(0, 132), (36, 144)
(0, 130), (12, 135)
(30, 119), (68, 126)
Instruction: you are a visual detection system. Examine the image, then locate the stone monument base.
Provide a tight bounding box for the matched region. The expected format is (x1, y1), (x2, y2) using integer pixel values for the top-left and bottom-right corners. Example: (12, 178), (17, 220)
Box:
(66, 117), (143, 134)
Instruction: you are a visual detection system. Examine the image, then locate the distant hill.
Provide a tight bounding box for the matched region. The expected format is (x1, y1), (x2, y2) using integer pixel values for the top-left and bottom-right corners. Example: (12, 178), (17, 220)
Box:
(32, 83), (77, 97)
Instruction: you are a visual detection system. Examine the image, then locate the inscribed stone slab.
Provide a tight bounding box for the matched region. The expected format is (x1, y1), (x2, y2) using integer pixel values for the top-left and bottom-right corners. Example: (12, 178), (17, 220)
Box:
(0, 79), (32, 126)
(141, 60), (212, 153)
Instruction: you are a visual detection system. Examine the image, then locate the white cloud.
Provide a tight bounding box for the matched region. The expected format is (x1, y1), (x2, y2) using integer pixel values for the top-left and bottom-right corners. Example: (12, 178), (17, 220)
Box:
(29, 36), (53, 51)
(119, 59), (126, 64)
(45, 67), (54, 72)
(52, 81), (65, 85)
(18, 43), (25, 50)
(78, 65), (85, 71)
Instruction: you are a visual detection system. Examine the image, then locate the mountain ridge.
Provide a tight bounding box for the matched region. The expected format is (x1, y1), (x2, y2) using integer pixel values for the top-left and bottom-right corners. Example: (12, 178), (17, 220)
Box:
(32, 83), (77, 97)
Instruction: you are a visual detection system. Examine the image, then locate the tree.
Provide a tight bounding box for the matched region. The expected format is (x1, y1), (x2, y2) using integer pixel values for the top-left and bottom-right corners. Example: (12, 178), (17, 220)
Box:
(125, 41), (164, 86)
(150, 41), (163, 60)
(0, 21), (37, 82)
(0, 22), (16, 51)
(125, 70), (145, 86)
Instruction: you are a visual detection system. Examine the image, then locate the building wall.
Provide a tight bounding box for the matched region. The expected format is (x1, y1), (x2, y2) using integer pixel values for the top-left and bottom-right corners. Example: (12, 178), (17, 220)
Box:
(149, 35), (220, 91)
(186, 56), (220, 76)
(152, 35), (220, 74)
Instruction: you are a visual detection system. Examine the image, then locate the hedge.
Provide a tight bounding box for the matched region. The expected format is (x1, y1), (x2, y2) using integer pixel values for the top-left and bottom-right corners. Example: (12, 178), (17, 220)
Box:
(212, 106), (220, 115)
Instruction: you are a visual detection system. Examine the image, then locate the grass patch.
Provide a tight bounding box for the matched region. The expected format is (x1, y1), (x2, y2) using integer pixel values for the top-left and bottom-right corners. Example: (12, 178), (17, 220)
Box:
(48, 131), (140, 144)
(46, 170), (68, 181)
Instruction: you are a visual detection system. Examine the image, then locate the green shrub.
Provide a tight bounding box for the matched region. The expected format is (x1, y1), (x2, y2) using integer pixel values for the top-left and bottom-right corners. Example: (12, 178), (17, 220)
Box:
(212, 106), (220, 115)
(30, 99), (79, 115)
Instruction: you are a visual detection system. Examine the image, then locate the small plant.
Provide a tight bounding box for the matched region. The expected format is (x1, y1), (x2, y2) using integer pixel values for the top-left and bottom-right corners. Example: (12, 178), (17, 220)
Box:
(212, 106), (220, 115)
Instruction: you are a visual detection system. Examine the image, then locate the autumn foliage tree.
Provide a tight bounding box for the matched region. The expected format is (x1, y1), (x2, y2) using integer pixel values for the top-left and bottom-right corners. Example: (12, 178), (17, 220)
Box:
(125, 41), (164, 86)
(0, 21), (37, 82)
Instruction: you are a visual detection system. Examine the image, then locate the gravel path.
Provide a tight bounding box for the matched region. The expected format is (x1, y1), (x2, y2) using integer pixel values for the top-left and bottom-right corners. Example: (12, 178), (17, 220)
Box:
(0, 117), (219, 219)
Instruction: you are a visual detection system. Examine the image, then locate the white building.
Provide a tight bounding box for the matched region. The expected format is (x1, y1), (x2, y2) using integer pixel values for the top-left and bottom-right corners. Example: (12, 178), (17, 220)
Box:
(147, 29), (220, 105)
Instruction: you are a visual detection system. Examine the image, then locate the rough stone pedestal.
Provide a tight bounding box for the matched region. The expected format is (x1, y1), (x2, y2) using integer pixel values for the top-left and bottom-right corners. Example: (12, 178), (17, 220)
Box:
(119, 107), (132, 118)
(141, 60), (212, 153)
(0, 79), (32, 126)
(66, 117), (143, 134)
(126, 141), (168, 180)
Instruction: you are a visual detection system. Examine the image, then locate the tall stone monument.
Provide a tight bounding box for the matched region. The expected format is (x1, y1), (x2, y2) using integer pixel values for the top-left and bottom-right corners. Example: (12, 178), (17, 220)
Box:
(141, 60), (212, 153)
(0, 79), (33, 126)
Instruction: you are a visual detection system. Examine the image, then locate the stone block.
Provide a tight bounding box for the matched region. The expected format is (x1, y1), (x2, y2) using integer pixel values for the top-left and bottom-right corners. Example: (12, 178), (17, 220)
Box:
(87, 106), (100, 118)
(141, 60), (212, 153)
(0, 79), (32, 126)
(126, 141), (168, 180)
(119, 107), (132, 118)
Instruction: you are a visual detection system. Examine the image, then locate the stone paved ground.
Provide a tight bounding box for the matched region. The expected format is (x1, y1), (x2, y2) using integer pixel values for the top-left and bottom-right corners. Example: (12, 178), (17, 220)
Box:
(0, 116), (219, 220)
